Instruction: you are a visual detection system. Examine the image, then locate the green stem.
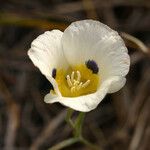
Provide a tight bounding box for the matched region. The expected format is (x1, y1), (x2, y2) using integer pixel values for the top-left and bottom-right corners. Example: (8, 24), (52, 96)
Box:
(65, 108), (74, 128)
(48, 138), (79, 150)
(49, 111), (103, 150)
(74, 112), (85, 137)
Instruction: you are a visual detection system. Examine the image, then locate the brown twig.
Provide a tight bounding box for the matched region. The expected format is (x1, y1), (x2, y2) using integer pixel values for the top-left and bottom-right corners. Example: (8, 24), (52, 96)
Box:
(0, 77), (20, 150)
(125, 68), (150, 129)
(4, 103), (20, 150)
(138, 125), (150, 150)
(128, 97), (150, 150)
(82, 0), (99, 19)
(121, 32), (150, 54)
(0, 13), (67, 30)
(30, 110), (66, 150)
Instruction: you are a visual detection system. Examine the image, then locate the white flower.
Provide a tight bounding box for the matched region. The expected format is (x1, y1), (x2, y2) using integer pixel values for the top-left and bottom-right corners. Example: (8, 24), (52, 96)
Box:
(28, 20), (130, 112)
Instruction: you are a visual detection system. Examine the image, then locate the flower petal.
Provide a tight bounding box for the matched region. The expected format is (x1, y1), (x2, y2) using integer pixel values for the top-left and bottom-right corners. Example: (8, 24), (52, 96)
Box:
(62, 19), (130, 81)
(93, 37), (130, 80)
(28, 30), (68, 78)
(44, 76), (121, 112)
(107, 77), (126, 93)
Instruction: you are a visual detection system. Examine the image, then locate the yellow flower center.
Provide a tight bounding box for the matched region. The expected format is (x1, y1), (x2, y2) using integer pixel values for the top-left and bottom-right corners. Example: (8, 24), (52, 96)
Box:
(54, 64), (100, 97)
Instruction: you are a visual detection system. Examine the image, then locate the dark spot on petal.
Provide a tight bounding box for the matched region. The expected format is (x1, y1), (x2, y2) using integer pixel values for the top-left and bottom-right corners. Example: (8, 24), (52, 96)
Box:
(52, 68), (56, 78)
(85, 60), (99, 74)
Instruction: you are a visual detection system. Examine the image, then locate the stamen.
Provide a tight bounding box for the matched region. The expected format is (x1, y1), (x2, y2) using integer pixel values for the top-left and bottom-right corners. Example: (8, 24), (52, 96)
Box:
(76, 71), (81, 82)
(77, 82), (83, 90)
(73, 80), (79, 86)
(71, 86), (76, 93)
(82, 80), (90, 88)
(66, 75), (72, 87)
(79, 82), (83, 86)
(71, 71), (75, 82)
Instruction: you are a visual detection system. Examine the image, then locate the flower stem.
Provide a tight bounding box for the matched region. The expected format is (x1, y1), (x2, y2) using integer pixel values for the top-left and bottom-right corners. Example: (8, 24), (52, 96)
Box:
(74, 112), (85, 137)
(65, 108), (74, 128)
(49, 110), (103, 150)
(48, 138), (79, 150)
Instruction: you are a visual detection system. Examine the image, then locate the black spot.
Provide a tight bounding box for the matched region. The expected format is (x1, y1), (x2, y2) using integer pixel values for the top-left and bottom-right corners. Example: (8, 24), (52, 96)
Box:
(85, 60), (99, 74)
(52, 68), (56, 78)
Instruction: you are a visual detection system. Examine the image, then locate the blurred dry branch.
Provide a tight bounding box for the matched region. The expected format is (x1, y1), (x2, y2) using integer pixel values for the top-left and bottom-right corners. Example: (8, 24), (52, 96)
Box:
(30, 110), (66, 150)
(0, 12), (68, 30)
(82, 0), (98, 19)
(128, 97), (150, 150)
(0, 77), (20, 150)
(121, 32), (150, 54)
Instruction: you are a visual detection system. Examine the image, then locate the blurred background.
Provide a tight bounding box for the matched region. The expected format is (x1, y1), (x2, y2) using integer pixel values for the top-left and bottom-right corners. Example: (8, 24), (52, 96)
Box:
(0, 0), (150, 150)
